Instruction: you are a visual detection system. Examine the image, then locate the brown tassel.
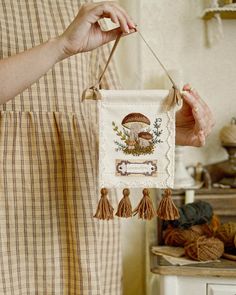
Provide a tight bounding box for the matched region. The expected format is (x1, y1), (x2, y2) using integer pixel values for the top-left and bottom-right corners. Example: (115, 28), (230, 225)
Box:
(116, 188), (132, 218)
(157, 189), (180, 220)
(94, 188), (114, 220)
(133, 189), (155, 220)
(162, 86), (182, 111)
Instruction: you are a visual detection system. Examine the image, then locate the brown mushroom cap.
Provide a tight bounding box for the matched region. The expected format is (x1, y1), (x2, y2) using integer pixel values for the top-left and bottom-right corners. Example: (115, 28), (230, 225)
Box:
(138, 132), (153, 140)
(122, 113), (150, 129)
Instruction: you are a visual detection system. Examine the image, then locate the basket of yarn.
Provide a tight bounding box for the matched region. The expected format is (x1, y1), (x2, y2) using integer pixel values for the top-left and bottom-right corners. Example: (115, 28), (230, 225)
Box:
(163, 226), (201, 247)
(184, 236), (224, 261)
(215, 222), (236, 247)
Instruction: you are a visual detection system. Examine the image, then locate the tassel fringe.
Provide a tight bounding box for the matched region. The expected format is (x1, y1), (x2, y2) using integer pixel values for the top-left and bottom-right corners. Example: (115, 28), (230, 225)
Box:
(133, 189), (155, 220)
(116, 188), (132, 218)
(157, 189), (180, 220)
(94, 188), (114, 220)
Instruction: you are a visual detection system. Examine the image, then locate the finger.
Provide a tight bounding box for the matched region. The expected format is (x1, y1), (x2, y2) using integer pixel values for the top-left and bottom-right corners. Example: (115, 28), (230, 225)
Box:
(181, 91), (199, 110)
(192, 107), (206, 135)
(111, 2), (136, 29)
(183, 84), (191, 91)
(188, 87), (215, 132)
(198, 130), (206, 146)
(101, 26), (136, 45)
(184, 84), (210, 114)
(189, 132), (206, 147)
(182, 91), (211, 136)
(101, 10), (119, 25)
(93, 3), (131, 33)
(194, 105), (214, 137)
(114, 9), (131, 33)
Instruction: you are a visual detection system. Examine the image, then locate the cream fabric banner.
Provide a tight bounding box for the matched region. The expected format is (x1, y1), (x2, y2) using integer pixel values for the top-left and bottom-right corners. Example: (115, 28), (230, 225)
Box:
(99, 89), (176, 189)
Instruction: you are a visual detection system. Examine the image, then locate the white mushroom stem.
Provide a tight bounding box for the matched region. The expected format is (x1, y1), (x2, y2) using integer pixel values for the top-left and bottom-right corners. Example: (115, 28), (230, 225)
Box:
(129, 123), (144, 140)
(139, 138), (151, 148)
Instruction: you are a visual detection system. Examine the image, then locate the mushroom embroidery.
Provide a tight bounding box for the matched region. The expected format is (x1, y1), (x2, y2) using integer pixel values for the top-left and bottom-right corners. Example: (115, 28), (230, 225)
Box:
(121, 113), (151, 141)
(112, 113), (163, 156)
(138, 132), (153, 148)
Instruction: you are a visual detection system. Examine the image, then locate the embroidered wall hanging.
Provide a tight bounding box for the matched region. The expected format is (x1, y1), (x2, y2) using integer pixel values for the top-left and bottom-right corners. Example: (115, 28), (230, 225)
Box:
(83, 31), (182, 221)
(99, 89), (175, 188)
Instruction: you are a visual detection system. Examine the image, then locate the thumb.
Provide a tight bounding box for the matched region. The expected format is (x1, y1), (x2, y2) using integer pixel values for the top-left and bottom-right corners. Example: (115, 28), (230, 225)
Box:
(102, 27), (136, 45)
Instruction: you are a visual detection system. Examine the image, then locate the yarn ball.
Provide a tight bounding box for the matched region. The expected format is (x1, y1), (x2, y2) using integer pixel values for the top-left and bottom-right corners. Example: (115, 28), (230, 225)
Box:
(163, 201), (213, 229)
(216, 222), (236, 247)
(219, 118), (236, 145)
(163, 227), (201, 247)
(210, 214), (221, 233)
(184, 236), (224, 261)
(190, 224), (213, 237)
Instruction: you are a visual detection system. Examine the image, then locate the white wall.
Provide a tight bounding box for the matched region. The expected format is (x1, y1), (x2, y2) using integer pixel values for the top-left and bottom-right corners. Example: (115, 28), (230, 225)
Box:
(115, 1), (236, 294)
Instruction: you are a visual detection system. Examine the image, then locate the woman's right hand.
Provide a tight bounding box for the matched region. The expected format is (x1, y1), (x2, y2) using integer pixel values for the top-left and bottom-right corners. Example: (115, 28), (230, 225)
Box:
(57, 1), (136, 59)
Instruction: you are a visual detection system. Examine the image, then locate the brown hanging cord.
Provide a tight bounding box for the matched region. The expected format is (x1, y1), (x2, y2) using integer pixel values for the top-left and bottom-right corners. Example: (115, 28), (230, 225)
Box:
(137, 31), (177, 88)
(82, 28), (182, 107)
(137, 31), (182, 110)
(82, 34), (122, 101)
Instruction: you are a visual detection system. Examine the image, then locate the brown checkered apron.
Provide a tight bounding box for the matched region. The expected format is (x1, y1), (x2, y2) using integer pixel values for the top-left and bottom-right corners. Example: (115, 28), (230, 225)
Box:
(0, 1), (122, 294)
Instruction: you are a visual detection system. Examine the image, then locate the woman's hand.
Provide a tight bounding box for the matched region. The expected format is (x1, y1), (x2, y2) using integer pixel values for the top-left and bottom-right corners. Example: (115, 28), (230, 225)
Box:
(58, 1), (136, 58)
(175, 84), (215, 147)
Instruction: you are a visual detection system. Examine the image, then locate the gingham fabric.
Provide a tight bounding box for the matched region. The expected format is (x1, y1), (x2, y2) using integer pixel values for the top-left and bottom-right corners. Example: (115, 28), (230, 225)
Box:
(0, 1), (122, 294)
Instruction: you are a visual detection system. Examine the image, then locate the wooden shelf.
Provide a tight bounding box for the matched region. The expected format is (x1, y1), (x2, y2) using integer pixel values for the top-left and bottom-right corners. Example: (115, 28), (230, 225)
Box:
(202, 6), (236, 20)
(151, 256), (236, 278)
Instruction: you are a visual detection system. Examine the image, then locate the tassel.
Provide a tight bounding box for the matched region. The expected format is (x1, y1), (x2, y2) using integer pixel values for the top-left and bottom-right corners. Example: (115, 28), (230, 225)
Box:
(82, 85), (102, 101)
(133, 189), (155, 220)
(116, 188), (132, 218)
(162, 86), (182, 111)
(94, 188), (114, 220)
(157, 189), (180, 220)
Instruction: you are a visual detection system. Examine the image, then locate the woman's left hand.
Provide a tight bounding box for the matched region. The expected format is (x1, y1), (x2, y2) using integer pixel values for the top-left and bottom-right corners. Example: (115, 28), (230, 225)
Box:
(175, 84), (215, 147)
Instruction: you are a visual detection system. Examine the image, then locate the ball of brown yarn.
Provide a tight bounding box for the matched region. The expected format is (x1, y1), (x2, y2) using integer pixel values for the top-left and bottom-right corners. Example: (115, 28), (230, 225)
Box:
(163, 227), (201, 247)
(184, 236), (224, 261)
(191, 224), (213, 237)
(216, 222), (236, 247)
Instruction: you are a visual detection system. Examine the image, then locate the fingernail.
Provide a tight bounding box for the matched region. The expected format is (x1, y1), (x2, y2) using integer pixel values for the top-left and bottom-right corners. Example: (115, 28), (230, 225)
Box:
(129, 28), (136, 34)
